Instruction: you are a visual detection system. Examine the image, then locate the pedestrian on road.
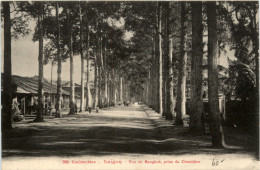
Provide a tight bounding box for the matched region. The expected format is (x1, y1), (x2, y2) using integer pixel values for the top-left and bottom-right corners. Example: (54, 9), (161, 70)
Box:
(88, 107), (92, 113)
(74, 103), (78, 113)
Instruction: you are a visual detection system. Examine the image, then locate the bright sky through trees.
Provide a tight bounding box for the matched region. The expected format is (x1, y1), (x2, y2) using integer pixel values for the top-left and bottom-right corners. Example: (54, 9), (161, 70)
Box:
(1, 6), (232, 84)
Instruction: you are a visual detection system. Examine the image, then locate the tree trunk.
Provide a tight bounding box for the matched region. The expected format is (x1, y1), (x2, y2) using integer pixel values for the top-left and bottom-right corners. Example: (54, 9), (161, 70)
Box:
(112, 69), (116, 106)
(148, 70), (150, 106)
(119, 77), (123, 103)
(207, 1), (226, 148)
(176, 2), (188, 125)
(189, 1), (204, 133)
(79, 3), (85, 112)
(98, 52), (101, 108)
(162, 7), (166, 117)
(35, 2), (44, 122)
(55, 2), (62, 118)
(147, 71), (151, 106)
(157, 2), (163, 114)
(107, 70), (111, 107)
(98, 35), (103, 108)
(252, 3), (259, 159)
(85, 27), (91, 111)
(68, 7), (75, 115)
(51, 61), (53, 85)
(104, 35), (108, 107)
(152, 33), (156, 110)
(110, 72), (113, 106)
(144, 82), (148, 104)
(93, 51), (98, 110)
(2, 1), (13, 129)
(168, 38), (176, 117)
(125, 82), (129, 101)
(164, 2), (174, 120)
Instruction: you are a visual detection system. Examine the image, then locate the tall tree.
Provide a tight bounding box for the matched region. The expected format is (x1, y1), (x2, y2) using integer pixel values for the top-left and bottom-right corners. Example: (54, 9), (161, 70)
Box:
(164, 1), (174, 119)
(55, 2), (62, 118)
(207, 1), (226, 148)
(85, 27), (91, 111)
(176, 2), (188, 125)
(108, 72), (111, 106)
(153, 33), (157, 111)
(67, 5), (76, 115)
(34, 2), (44, 122)
(112, 68), (116, 105)
(162, 2), (167, 117)
(252, 2), (259, 158)
(93, 48), (99, 110)
(111, 46), (116, 105)
(157, 2), (163, 114)
(2, 1), (12, 129)
(189, 2), (204, 133)
(79, 3), (85, 112)
(119, 76), (123, 103)
(103, 34), (108, 107)
(98, 33), (103, 108)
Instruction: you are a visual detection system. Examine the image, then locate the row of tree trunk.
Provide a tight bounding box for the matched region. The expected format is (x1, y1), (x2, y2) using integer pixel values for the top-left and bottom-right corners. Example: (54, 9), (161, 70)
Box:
(143, 1), (226, 148)
(144, 2), (175, 119)
(2, 1), (132, 129)
(2, 1), (226, 148)
(66, 3), (132, 114)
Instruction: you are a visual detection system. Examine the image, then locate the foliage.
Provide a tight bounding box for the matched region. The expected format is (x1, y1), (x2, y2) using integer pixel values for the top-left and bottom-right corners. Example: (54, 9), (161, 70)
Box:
(4, 1), (259, 107)
(227, 60), (256, 101)
(218, 2), (258, 66)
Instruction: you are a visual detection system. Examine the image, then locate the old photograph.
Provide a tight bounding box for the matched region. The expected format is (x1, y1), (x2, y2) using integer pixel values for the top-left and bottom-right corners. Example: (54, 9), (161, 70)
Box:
(1, 1), (259, 169)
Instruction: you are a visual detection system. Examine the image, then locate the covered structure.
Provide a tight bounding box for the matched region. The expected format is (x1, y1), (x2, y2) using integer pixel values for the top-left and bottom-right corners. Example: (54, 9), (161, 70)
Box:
(1, 73), (70, 115)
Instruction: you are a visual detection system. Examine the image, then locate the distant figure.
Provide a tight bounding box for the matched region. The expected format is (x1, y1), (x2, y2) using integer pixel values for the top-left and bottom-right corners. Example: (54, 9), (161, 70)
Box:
(48, 101), (52, 115)
(28, 100), (32, 114)
(45, 103), (48, 115)
(74, 103), (78, 113)
(123, 101), (126, 106)
(96, 106), (99, 113)
(88, 107), (92, 113)
(33, 103), (37, 113)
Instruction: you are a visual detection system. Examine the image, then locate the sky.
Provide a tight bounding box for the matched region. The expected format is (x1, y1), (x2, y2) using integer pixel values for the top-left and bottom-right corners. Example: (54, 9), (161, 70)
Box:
(1, 13), (134, 84)
(1, 33), (86, 84)
(1, 31), (233, 84)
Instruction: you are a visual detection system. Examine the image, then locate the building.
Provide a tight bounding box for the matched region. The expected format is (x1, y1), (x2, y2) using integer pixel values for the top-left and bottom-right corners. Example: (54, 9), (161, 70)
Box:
(1, 74), (70, 115)
(62, 81), (94, 109)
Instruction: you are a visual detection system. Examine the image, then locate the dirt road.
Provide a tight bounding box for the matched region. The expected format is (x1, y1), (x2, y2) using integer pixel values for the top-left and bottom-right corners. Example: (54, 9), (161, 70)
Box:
(2, 105), (258, 170)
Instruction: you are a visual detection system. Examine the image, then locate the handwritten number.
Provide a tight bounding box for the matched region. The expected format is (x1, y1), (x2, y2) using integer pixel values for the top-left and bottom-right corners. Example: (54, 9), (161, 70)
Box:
(212, 158), (224, 166)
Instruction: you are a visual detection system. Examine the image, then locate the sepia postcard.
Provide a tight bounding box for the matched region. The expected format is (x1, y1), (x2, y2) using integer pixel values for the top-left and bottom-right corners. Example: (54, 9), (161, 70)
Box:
(1, 0), (259, 169)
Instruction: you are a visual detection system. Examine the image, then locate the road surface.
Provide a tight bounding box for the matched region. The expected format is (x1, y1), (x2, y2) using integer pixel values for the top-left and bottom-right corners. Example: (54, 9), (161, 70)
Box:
(2, 105), (258, 170)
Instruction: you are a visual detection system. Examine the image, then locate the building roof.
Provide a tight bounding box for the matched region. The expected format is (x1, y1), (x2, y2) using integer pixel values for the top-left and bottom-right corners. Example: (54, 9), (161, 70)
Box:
(62, 87), (80, 99)
(62, 81), (81, 88)
(61, 80), (96, 99)
(62, 81), (95, 88)
(1, 73), (70, 95)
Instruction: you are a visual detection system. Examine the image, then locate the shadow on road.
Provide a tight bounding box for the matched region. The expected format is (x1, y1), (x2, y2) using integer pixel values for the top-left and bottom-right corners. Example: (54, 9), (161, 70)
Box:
(2, 106), (257, 158)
